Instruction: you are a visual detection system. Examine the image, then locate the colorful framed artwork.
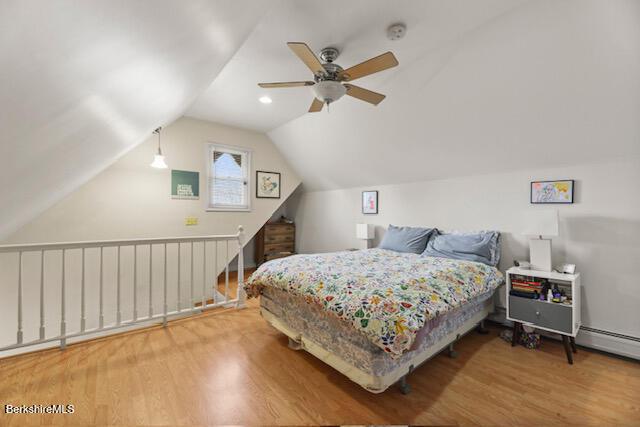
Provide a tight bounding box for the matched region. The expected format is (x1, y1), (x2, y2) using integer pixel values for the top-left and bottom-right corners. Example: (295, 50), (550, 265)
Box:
(256, 171), (281, 198)
(171, 170), (199, 200)
(362, 191), (378, 214)
(530, 180), (574, 204)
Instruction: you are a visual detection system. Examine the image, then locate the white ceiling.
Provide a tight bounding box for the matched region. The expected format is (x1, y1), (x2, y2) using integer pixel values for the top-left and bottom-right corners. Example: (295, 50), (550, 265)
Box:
(186, 0), (528, 132)
(267, 0), (640, 190)
(0, 0), (270, 239)
(3, 0), (640, 238)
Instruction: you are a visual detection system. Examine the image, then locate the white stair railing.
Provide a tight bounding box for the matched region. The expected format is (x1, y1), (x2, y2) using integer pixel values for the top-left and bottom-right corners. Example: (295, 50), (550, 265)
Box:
(0, 226), (245, 355)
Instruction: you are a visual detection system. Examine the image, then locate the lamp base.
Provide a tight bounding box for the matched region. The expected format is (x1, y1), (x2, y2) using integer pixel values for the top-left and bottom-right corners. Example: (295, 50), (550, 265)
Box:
(358, 239), (373, 250)
(529, 238), (552, 272)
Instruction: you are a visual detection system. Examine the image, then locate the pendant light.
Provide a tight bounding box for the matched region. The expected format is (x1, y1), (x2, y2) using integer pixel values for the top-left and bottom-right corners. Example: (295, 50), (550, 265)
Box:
(150, 127), (168, 169)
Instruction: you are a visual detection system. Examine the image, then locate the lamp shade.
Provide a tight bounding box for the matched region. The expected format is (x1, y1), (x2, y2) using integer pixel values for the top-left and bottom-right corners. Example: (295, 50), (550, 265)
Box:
(356, 223), (375, 240)
(522, 209), (559, 237)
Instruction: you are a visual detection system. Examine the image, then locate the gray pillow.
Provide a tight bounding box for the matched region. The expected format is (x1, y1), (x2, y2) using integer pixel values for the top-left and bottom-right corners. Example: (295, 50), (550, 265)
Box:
(422, 230), (501, 266)
(378, 224), (435, 254)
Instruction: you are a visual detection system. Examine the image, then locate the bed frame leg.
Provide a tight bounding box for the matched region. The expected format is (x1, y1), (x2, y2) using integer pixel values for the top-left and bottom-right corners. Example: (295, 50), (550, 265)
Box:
(399, 365), (414, 395)
(476, 319), (489, 335)
(287, 337), (303, 350)
(447, 342), (458, 359)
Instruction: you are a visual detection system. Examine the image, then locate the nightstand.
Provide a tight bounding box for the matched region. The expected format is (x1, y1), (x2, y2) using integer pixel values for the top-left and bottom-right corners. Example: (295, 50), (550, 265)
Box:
(506, 267), (581, 364)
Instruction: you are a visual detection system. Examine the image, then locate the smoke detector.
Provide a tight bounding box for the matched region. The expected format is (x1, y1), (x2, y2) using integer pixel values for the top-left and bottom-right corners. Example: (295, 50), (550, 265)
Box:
(387, 23), (407, 41)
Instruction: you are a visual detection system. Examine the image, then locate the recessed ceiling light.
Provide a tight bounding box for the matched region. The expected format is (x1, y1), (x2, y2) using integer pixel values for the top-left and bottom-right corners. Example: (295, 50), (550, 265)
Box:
(259, 96), (272, 104)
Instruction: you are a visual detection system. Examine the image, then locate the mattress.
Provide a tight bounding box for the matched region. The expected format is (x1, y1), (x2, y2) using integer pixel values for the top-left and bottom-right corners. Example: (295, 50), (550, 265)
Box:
(260, 287), (495, 377)
(246, 248), (504, 357)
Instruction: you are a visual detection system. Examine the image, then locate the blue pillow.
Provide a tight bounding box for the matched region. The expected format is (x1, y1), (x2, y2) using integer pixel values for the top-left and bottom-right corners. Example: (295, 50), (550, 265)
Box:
(378, 225), (435, 254)
(422, 230), (500, 266)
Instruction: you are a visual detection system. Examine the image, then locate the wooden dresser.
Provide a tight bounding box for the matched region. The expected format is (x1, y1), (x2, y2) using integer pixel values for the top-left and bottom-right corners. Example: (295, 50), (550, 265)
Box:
(255, 222), (295, 266)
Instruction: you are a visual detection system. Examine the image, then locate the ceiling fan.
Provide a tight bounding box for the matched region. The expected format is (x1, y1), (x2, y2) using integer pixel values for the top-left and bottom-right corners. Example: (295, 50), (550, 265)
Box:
(258, 42), (399, 112)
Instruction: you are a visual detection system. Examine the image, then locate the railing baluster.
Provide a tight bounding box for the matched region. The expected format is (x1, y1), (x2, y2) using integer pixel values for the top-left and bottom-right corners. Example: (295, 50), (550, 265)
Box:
(163, 243), (167, 327)
(17, 252), (23, 344)
(116, 246), (121, 325)
(39, 250), (45, 339)
(148, 244), (153, 318)
(60, 249), (66, 349)
(99, 247), (104, 328)
(133, 245), (138, 321)
(213, 241), (218, 304)
(201, 241), (206, 309)
(190, 241), (194, 310)
(81, 248), (86, 332)
(237, 226), (245, 308)
(225, 240), (229, 303)
(177, 243), (181, 312)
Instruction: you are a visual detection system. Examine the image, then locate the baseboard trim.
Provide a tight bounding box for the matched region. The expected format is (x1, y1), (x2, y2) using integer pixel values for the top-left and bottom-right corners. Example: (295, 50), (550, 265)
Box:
(490, 307), (640, 361)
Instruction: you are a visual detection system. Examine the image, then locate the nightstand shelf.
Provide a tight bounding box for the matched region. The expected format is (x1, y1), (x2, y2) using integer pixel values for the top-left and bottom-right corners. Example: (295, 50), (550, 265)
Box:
(506, 267), (581, 364)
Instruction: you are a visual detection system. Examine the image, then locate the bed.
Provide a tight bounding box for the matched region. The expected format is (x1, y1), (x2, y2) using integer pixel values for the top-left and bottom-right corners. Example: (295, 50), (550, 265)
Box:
(245, 248), (504, 393)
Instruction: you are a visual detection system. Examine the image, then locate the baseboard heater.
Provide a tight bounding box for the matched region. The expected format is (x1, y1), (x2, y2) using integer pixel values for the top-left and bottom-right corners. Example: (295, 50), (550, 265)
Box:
(580, 326), (640, 343)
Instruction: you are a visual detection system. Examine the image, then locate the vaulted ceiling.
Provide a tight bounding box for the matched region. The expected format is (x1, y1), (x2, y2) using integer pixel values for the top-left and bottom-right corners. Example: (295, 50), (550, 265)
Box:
(265, 0), (640, 190)
(0, 0), (270, 239)
(2, 0), (640, 239)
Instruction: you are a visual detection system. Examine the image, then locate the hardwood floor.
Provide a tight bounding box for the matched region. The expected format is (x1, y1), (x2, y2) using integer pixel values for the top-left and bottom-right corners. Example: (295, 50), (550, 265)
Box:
(1, 272), (639, 425)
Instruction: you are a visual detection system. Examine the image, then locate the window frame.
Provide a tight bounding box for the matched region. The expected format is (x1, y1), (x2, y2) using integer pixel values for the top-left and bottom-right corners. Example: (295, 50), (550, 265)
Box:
(206, 143), (252, 212)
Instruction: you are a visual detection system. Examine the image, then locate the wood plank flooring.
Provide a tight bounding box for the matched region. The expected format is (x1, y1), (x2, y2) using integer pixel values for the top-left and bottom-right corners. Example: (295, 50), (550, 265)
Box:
(1, 272), (639, 425)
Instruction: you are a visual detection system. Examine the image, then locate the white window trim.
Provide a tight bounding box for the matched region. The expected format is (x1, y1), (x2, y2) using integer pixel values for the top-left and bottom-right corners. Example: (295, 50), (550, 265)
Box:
(205, 143), (252, 212)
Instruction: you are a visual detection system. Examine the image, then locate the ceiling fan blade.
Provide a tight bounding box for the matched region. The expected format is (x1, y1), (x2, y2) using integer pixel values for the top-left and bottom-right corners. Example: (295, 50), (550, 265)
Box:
(338, 52), (399, 82)
(287, 42), (326, 75)
(344, 84), (386, 105)
(258, 81), (315, 88)
(308, 98), (324, 112)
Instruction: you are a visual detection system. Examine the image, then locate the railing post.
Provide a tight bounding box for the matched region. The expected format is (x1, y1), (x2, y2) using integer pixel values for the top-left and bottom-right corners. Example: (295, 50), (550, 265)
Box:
(177, 243), (181, 312)
(116, 246), (121, 325)
(99, 246), (104, 329)
(224, 240), (229, 303)
(17, 252), (23, 344)
(60, 249), (66, 349)
(190, 241), (194, 311)
(133, 245), (138, 321)
(81, 248), (86, 332)
(201, 241), (206, 310)
(163, 243), (168, 327)
(148, 244), (153, 318)
(236, 226), (246, 309)
(39, 250), (45, 340)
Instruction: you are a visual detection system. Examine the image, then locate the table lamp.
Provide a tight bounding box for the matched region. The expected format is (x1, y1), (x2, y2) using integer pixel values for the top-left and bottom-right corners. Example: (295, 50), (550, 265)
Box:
(522, 209), (559, 272)
(356, 223), (375, 250)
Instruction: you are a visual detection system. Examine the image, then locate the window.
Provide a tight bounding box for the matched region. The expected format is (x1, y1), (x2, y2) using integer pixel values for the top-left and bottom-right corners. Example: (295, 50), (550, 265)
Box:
(207, 144), (251, 211)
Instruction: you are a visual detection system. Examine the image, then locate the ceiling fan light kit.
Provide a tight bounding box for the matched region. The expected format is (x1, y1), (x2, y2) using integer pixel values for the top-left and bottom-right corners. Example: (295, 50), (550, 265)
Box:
(257, 37), (400, 113)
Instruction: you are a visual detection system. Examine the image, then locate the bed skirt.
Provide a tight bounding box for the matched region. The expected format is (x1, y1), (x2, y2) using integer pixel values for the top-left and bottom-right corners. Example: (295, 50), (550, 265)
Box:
(260, 295), (494, 393)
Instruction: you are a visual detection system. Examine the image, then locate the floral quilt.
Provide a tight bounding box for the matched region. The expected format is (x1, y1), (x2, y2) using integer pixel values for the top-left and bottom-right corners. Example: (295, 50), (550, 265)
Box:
(245, 249), (503, 357)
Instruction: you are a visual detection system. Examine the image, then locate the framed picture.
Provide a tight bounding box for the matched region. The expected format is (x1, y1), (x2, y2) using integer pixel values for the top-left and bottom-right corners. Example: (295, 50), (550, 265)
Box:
(256, 171), (281, 198)
(530, 180), (574, 204)
(171, 170), (199, 200)
(362, 191), (378, 214)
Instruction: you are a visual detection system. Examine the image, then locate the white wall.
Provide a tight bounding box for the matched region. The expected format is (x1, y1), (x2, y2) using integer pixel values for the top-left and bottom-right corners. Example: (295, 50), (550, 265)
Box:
(0, 116), (300, 349)
(288, 157), (640, 357)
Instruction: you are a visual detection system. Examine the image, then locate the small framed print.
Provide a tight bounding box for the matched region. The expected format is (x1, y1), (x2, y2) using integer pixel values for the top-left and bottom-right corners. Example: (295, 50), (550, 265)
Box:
(531, 180), (574, 204)
(362, 191), (378, 214)
(256, 171), (281, 198)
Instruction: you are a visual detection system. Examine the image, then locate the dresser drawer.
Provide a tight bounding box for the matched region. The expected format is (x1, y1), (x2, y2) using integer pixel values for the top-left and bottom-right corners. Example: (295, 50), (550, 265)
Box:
(509, 296), (573, 334)
(264, 233), (294, 244)
(265, 224), (295, 235)
(264, 242), (294, 254)
(265, 252), (295, 262)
